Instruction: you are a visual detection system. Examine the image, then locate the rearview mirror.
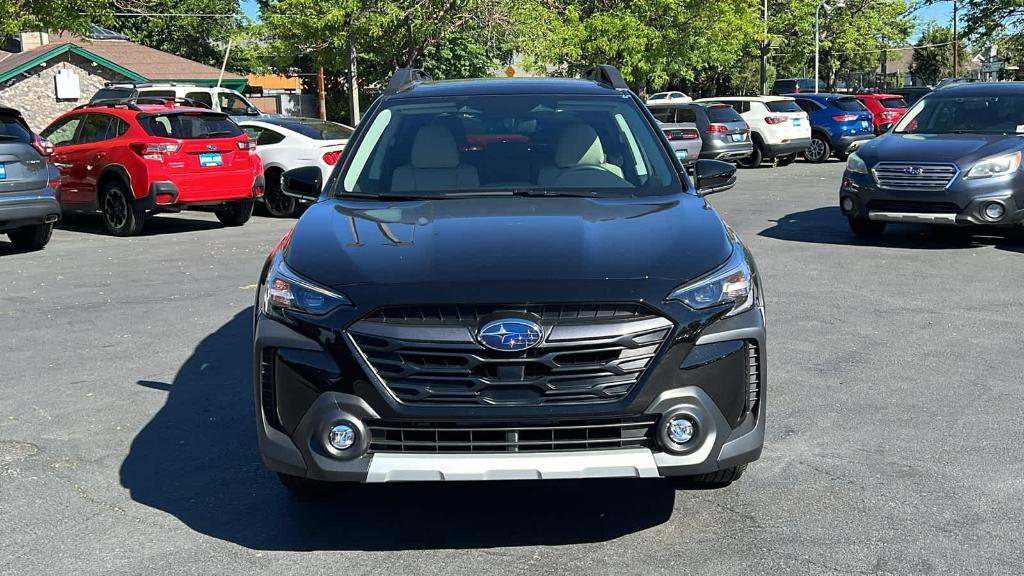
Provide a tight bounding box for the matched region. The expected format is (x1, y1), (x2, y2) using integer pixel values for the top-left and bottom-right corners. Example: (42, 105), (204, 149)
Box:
(877, 122), (894, 133)
(245, 105), (260, 116)
(693, 159), (736, 196)
(281, 166), (322, 201)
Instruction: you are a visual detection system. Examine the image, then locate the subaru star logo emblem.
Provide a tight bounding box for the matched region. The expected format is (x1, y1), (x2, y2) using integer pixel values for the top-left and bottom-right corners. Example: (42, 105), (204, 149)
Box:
(477, 319), (542, 352)
(206, 144), (217, 151)
(904, 166), (923, 176)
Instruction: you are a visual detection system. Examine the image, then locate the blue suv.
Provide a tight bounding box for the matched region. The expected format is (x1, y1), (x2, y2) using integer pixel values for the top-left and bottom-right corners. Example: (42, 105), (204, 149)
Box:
(789, 94), (874, 163)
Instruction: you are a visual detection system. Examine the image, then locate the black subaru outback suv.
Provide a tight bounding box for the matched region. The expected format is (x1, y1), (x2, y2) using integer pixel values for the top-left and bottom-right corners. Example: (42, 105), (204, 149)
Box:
(254, 66), (766, 494)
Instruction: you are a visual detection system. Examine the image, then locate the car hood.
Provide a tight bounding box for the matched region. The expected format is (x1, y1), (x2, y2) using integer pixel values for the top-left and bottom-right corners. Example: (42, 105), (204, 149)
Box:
(284, 194), (732, 298)
(858, 133), (1023, 166)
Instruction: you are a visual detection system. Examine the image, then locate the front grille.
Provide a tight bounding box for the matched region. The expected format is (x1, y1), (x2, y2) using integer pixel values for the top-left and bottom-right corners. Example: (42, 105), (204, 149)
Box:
(362, 303), (656, 325)
(745, 341), (760, 414)
(369, 418), (657, 453)
(348, 302), (673, 406)
(872, 162), (959, 191)
(866, 200), (961, 214)
(260, 347), (280, 430)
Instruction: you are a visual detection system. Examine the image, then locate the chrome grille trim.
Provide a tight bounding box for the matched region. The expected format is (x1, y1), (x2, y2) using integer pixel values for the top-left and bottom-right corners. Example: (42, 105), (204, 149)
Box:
(872, 162), (959, 191)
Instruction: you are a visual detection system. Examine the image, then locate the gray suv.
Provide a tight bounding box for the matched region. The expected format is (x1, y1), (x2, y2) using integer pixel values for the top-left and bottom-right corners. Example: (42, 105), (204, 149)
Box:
(648, 102), (753, 162)
(0, 107), (60, 251)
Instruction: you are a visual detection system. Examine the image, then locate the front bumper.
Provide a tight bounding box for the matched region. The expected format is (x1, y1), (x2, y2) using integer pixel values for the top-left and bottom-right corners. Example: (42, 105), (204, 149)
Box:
(840, 169), (1024, 227)
(700, 140), (753, 161)
(0, 187), (61, 232)
(253, 303), (766, 483)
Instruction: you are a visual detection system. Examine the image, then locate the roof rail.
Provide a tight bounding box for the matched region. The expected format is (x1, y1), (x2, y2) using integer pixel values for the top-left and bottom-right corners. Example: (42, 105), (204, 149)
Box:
(74, 96), (211, 112)
(74, 99), (143, 111)
(383, 68), (432, 96)
(582, 65), (630, 91)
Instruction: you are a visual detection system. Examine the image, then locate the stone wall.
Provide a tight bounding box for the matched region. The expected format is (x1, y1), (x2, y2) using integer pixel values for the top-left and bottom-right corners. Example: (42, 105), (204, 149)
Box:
(0, 53), (129, 131)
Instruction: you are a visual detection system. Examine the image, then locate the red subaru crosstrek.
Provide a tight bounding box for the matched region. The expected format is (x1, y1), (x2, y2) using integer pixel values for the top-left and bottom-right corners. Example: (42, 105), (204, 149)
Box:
(41, 99), (264, 236)
(853, 93), (910, 134)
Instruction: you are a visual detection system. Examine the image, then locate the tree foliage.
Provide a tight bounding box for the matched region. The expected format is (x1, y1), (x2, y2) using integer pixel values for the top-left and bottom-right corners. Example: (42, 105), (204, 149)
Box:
(109, 0), (244, 67)
(0, 0), (127, 38)
(910, 24), (965, 84)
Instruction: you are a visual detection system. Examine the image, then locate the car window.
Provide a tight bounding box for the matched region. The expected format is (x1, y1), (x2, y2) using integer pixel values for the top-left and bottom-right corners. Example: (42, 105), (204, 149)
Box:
(139, 90), (177, 103)
(341, 94), (678, 197)
(648, 94), (665, 101)
(256, 127), (286, 146)
(649, 107), (674, 123)
(91, 87), (135, 103)
(105, 117), (129, 140)
(766, 100), (802, 113)
(0, 112), (33, 144)
(794, 99), (819, 113)
(241, 126), (261, 141)
(218, 92), (252, 116)
(879, 97), (908, 109)
(833, 98), (868, 112)
(284, 119), (354, 140)
(675, 107), (697, 123)
(76, 114), (116, 144)
(773, 81), (795, 92)
(895, 95), (1024, 135)
(140, 112), (242, 139)
(185, 91), (214, 108)
(41, 115), (83, 146)
(705, 105), (744, 123)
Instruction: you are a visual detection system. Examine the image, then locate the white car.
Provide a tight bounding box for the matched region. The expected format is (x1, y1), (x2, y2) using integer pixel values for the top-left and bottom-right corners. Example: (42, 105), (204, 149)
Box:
(238, 117), (354, 217)
(91, 83), (261, 118)
(694, 96), (811, 167)
(647, 91), (692, 103)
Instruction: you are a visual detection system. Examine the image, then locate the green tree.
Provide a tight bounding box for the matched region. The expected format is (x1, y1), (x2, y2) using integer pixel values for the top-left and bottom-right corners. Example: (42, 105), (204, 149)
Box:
(910, 24), (964, 84)
(109, 0), (245, 67)
(955, 0), (1024, 48)
(0, 0), (124, 38)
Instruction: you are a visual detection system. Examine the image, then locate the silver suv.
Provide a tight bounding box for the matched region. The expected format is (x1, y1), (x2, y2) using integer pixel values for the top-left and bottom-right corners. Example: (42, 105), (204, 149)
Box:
(0, 107), (60, 251)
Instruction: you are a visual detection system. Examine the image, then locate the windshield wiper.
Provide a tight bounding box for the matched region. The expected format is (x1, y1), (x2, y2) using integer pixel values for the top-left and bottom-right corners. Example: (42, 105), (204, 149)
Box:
(202, 130), (234, 138)
(508, 189), (600, 198)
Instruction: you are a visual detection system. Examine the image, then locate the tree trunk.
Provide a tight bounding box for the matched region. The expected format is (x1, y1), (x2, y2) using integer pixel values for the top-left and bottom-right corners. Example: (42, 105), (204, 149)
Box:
(347, 32), (360, 125)
(317, 58), (326, 121)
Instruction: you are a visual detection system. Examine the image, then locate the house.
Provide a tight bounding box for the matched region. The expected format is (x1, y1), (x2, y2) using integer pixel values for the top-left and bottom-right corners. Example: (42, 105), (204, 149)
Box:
(0, 26), (246, 130)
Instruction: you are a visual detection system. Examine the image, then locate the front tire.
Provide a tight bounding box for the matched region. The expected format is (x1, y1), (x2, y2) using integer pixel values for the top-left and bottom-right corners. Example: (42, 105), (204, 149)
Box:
(776, 152), (797, 166)
(215, 199), (254, 226)
(101, 183), (145, 236)
(803, 134), (831, 163)
(736, 141), (763, 168)
(262, 169), (297, 218)
(848, 216), (886, 238)
(7, 223), (53, 251)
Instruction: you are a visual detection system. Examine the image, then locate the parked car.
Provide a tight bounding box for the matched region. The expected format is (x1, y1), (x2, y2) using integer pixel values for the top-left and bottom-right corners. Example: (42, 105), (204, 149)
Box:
(647, 101), (752, 161)
(647, 107), (703, 167)
(647, 91), (692, 103)
(770, 78), (826, 95)
(0, 106), (61, 250)
(41, 99), (264, 236)
(854, 93), (909, 134)
(238, 116), (353, 217)
(696, 96), (811, 167)
(90, 82), (261, 118)
(256, 66), (765, 496)
(889, 86), (931, 107)
(840, 82), (1024, 238)
(788, 93), (874, 163)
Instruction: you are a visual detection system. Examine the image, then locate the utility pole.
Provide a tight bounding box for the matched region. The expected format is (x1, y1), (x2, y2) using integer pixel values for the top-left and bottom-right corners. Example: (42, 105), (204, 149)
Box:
(760, 0), (768, 95)
(952, 0), (959, 77)
(347, 33), (360, 125)
(317, 56), (326, 120)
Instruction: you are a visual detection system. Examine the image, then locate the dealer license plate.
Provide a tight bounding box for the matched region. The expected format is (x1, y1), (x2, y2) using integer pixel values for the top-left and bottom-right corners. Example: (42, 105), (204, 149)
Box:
(199, 152), (223, 167)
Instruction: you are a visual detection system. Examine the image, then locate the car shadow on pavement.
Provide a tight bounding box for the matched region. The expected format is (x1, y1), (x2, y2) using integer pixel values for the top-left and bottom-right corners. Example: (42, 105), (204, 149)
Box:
(57, 213), (225, 237)
(760, 206), (1024, 250)
(120, 308), (676, 551)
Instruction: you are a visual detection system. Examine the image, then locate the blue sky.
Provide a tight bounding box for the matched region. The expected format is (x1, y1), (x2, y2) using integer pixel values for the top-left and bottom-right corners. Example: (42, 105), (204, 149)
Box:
(240, 0), (955, 36)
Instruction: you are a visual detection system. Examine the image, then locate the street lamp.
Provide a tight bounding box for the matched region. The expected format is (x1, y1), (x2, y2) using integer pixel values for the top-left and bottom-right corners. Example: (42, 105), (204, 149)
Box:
(814, 0), (845, 93)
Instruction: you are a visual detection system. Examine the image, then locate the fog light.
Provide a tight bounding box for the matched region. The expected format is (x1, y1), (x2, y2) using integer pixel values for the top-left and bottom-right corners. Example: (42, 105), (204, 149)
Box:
(667, 416), (696, 445)
(328, 423), (356, 450)
(841, 197), (854, 212)
(984, 202), (1005, 221)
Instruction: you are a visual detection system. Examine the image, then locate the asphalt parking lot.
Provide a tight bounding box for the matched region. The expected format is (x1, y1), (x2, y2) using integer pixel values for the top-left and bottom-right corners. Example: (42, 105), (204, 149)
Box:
(2, 160), (1023, 575)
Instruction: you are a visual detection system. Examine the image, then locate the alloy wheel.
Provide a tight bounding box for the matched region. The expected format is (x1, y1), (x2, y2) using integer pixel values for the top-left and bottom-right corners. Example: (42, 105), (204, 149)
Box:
(806, 139), (826, 162)
(104, 189), (128, 230)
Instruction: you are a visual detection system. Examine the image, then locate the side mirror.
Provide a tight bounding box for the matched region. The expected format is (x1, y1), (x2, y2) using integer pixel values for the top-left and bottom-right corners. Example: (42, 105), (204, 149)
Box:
(877, 122), (894, 133)
(281, 166), (322, 201)
(245, 106), (260, 116)
(693, 159), (736, 196)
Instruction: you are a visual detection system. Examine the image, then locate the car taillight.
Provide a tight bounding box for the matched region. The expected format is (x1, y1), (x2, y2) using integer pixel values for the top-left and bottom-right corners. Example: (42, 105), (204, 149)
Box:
(681, 128), (699, 140)
(237, 139), (256, 150)
(32, 134), (53, 156)
(765, 116), (788, 125)
(832, 114), (859, 122)
(706, 124), (729, 133)
(131, 142), (181, 161)
(879, 110), (899, 119)
(322, 150), (341, 165)
(663, 129), (676, 140)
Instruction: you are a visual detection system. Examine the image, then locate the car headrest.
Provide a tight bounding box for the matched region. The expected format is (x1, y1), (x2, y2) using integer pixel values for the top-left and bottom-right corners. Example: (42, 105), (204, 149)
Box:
(411, 124), (459, 169)
(555, 124), (606, 168)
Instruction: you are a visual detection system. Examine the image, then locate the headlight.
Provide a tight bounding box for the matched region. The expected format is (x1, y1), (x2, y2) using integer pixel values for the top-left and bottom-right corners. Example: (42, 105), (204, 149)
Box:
(846, 152), (868, 174)
(259, 253), (351, 318)
(666, 242), (755, 317)
(966, 151), (1022, 179)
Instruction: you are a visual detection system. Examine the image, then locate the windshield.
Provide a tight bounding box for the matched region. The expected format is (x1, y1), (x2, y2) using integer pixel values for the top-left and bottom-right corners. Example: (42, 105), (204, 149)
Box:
(338, 94), (679, 198)
(879, 97), (908, 109)
(894, 95), (1024, 134)
(0, 113), (32, 143)
(833, 98), (868, 112)
(140, 113), (242, 139)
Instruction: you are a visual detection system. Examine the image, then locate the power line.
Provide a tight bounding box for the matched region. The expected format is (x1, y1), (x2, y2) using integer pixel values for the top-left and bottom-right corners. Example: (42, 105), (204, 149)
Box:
(772, 41), (956, 58)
